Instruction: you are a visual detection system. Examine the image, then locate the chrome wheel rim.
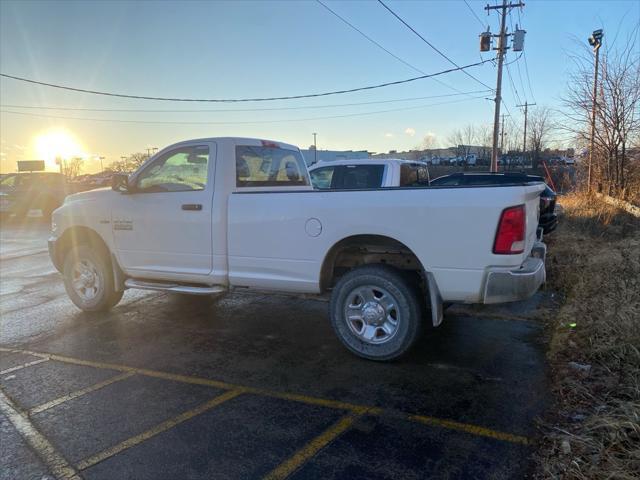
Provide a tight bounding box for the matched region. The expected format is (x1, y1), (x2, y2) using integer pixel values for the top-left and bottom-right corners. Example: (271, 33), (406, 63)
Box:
(343, 285), (400, 344)
(71, 259), (101, 301)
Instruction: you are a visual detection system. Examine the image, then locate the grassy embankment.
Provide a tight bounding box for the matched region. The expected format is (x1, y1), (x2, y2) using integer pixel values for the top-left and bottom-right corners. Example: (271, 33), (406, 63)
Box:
(536, 193), (640, 479)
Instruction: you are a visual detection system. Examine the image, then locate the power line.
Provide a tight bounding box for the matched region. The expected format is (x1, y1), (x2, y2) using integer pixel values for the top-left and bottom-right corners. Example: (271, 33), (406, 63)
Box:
(516, 6), (536, 102)
(464, 0), (486, 29)
(377, 0), (493, 90)
(0, 60), (492, 103)
(0, 90), (491, 113)
(316, 0), (477, 97)
(522, 52), (536, 103)
(316, 0), (422, 76)
(0, 95), (488, 125)
(505, 61), (523, 106)
(507, 7), (528, 102)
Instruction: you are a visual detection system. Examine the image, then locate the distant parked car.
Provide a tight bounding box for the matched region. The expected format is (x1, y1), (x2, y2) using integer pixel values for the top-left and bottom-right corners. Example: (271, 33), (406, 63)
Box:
(430, 172), (558, 234)
(0, 172), (81, 219)
(309, 158), (430, 189)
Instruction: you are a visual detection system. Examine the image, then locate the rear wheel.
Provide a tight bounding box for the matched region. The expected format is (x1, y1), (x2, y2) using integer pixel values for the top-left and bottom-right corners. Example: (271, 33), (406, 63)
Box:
(63, 245), (123, 311)
(329, 265), (423, 361)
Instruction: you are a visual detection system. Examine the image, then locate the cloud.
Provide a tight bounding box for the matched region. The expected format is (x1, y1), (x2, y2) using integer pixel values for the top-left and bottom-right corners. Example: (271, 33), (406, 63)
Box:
(404, 128), (416, 137)
(384, 133), (394, 138)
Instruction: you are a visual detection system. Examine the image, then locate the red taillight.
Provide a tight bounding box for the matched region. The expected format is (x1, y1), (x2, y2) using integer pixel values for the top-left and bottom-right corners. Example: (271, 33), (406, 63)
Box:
(493, 205), (525, 254)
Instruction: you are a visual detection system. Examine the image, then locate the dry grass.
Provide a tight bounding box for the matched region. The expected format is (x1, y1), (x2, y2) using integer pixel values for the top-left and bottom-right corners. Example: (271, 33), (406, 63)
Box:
(535, 193), (640, 479)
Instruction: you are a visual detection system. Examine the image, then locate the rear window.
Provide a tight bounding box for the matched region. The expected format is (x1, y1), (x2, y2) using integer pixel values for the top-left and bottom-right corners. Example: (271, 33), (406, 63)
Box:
(309, 166), (335, 189)
(337, 165), (384, 189)
(236, 146), (309, 187)
(399, 164), (430, 187)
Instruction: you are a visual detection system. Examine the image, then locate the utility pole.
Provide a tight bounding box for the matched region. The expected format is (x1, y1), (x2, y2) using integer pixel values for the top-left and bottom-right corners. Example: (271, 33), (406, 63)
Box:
(587, 29), (603, 192)
(485, 0), (525, 172)
(312, 133), (318, 164)
(500, 114), (511, 170)
(500, 114), (510, 154)
(516, 101), (536, 165)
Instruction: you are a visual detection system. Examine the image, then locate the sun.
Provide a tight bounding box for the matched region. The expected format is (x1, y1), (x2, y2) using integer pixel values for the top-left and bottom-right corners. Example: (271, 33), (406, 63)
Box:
(34, 129), (86, 169)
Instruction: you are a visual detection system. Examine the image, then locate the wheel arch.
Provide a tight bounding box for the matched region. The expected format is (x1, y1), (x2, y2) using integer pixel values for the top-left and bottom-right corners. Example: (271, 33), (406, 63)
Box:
(319, 234), (426, 292)
(52, 226), (125, 291)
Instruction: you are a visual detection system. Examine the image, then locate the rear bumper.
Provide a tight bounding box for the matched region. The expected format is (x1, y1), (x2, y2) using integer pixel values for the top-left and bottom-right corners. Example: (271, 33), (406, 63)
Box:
(483, 242), (546, 304)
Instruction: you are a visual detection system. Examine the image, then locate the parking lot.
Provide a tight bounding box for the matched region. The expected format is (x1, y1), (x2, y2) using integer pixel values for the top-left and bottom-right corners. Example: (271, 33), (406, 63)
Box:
(1, 219), (553, 479)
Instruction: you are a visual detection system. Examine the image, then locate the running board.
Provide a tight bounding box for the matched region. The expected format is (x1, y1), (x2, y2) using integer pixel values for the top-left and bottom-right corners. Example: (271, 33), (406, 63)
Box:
(124, 279), (226, 296)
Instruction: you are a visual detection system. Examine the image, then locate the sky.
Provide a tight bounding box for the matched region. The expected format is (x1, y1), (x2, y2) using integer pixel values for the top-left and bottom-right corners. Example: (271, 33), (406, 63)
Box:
(1, 0), (638, 173)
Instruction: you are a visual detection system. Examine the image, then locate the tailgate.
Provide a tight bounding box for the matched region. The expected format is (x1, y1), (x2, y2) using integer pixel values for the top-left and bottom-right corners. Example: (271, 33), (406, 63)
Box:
(523, 183), (545, 254)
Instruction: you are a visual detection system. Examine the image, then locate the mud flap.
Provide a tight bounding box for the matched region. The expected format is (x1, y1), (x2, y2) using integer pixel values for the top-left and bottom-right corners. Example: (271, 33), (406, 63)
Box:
(111, 253), (126, 292)
(426, 271), (444, 327)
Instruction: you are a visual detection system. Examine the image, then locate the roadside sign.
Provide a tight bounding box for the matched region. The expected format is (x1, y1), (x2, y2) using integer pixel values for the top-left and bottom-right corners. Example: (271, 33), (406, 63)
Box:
(17, 160), (46, 172)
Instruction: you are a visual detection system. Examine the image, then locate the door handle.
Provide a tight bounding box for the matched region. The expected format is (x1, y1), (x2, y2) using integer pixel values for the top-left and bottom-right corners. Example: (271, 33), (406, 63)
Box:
(182, 204), (202, 211)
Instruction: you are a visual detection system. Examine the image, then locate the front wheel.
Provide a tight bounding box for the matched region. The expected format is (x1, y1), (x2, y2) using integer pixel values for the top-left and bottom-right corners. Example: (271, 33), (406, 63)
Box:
(329, 265), (423, 361)
(63, 245), (123, 312)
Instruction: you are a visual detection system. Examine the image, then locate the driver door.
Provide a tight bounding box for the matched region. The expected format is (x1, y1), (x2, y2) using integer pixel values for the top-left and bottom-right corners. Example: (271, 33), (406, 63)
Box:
(111, 142), (215, 278)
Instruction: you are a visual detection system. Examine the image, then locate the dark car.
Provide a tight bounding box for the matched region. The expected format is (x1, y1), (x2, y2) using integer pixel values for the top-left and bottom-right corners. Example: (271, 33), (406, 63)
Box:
(429, 172), (558, 235)
(0, 172), (76, 219)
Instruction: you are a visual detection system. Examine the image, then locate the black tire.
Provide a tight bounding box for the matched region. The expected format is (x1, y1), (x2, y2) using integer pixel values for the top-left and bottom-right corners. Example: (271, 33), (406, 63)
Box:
(63, 245), (123, 312)
(329, 264), (423, 361)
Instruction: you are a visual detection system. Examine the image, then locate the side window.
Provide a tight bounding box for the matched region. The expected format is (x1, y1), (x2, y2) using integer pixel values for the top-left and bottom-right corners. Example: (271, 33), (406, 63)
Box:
(136, 146), (209, 192)
(309, 167), (335, 189)
(399, 164), (430, 187)
(337, 165), (384, 189)
(235, 146), (309, 187)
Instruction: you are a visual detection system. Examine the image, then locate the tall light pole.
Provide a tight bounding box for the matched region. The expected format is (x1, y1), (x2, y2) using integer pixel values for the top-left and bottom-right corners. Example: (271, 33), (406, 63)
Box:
(312, 133), (318, 164)
(587, 29), (603, 192)
(98, 156), (105, 172)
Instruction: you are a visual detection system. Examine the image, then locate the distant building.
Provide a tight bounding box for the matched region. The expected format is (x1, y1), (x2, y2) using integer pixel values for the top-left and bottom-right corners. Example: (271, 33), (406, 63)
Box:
(301, 149), (370, 166)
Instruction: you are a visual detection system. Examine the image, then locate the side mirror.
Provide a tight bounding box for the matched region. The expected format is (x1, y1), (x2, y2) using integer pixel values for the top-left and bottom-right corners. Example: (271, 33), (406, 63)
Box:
(111, 174), (131, 193)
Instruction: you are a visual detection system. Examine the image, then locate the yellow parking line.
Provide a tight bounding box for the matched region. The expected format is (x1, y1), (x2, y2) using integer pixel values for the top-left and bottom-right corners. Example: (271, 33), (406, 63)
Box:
(247, 388), (369, 413)
(263, 411), (362, 480)
(29, 371), (135, 415)
(408, 414), (530, 445)
(0, 358), (49, 375)
(0, 387), (80, 480)
(76, 388), (244, 471)
(4, 347), (531, 446)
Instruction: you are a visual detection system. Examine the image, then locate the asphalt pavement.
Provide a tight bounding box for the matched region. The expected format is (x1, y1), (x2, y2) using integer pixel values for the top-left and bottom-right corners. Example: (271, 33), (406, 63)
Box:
(0, 218), (554, 480)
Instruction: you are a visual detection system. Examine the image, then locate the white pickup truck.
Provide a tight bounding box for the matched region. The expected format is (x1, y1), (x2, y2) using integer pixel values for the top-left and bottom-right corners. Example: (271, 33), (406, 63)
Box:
(49, 137), (546, 360)
(309, 158), (430, 190)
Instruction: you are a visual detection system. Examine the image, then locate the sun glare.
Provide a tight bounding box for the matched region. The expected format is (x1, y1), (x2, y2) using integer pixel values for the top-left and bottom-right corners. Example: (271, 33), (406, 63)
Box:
(34, 129), (86, 169)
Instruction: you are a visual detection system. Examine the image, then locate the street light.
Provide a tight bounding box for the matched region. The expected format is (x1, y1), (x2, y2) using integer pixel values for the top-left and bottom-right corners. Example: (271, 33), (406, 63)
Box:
(588, 29), (603, 48)
(312, 133), (317, 164)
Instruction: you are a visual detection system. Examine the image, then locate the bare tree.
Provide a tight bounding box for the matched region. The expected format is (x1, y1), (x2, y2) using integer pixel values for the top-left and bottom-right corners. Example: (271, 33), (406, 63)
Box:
(474, 124), (493, 164)
(106, 152), (150, 173)
(448, 124), (476, 159)
(528, 106), (553, 169)
(561, 29), (640, 196)
(62, 157), (84, 178)
(420, 133), (437, 150)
